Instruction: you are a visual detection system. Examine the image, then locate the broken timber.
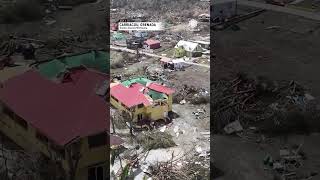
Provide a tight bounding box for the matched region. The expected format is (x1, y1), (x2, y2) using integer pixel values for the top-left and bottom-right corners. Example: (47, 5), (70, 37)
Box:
(213, 9), (266, 30)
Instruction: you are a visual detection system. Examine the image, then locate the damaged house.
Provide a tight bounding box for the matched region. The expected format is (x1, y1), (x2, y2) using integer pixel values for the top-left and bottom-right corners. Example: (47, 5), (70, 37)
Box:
(143, 39), (161, 50)
(126, 37), (145, 49)
(174, 40), (203, 57)
(0, 68), (111, 180)
(160, 57), (188, 71)
(0, 51), (119, 180)
(110, 77), (174, 128)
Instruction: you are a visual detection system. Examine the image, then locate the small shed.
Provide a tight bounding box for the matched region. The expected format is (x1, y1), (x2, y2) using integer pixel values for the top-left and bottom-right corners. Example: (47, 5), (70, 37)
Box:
(160, 57), (187, 71)
(170, 59), (187, 70)
(126, 37), (144, 49)
(144, 39), (161, 49)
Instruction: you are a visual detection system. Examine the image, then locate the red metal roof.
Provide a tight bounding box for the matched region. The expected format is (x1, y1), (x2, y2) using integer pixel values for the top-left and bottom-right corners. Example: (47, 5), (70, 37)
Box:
(144, 39), (160, 46)
(110, 83), (151, 108)
(0, 69), (109, 146)
(147, 83), (175, 95)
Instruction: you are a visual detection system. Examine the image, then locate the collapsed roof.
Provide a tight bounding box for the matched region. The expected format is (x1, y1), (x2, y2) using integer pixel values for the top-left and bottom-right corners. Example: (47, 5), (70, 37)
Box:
(110, 78), (174, 109)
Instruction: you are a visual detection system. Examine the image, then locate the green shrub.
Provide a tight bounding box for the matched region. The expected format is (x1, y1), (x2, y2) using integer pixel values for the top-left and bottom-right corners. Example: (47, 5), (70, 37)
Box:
(136, 131), (176, 150)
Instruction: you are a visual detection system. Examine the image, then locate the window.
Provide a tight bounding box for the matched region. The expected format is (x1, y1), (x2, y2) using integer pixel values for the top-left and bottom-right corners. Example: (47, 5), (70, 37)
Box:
(88, 132), (107, 149)
(137, 104), (144, 109)
(137, 114), (143, 121)
(88, 166), (104, 180)
(36, 131), (48, 144)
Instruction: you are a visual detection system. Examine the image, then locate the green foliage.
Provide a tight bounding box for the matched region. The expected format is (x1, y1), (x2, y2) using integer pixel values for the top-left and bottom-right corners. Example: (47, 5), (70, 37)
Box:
(120, 164), (130, 180)
(174, 47), (186, 58)
(136, 131), (176, 150)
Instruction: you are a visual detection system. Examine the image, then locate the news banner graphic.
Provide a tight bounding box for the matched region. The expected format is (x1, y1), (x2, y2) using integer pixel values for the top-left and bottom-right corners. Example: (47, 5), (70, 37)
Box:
(118, 22), (164, 31)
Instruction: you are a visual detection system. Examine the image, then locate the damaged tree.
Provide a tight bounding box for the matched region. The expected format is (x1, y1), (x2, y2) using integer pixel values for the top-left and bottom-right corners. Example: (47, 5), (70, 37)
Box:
(212, 73), (320, 134)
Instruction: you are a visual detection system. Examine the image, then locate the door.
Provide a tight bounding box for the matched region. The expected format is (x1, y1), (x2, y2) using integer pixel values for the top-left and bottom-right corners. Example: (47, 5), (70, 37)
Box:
(88, 166), (104, 180)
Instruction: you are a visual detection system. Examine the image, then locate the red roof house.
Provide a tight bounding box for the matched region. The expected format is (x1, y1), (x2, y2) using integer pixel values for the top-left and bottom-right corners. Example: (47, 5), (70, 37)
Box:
(110, 83), (151, 108)
(147, 82), (175, 95)
(0, 69), (109, 146)
(144, 39), (161, 49)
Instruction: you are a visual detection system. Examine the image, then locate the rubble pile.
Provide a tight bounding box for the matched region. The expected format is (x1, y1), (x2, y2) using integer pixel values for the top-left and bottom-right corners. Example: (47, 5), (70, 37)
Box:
(145, 64), (165, 81)
(0, 147), (64, 180)
(264, 146), (318, 180)
(212, 73), (320, 134)
(173, 84), (209, 105)
(150, 150), (210, 180)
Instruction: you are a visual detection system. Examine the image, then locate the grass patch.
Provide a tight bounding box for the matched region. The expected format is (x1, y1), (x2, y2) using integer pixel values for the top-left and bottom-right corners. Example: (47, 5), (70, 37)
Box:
(136, 131), (176, 150)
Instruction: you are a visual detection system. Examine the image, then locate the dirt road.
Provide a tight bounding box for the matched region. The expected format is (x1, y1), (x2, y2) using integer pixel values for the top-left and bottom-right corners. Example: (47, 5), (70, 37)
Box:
(110, 45), (210, 68)
(238, 0), (320, 21)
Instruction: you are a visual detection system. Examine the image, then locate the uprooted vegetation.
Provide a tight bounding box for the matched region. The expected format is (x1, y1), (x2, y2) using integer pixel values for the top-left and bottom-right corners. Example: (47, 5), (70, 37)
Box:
(212, 73), (320, 135)
(110, 52), (136, 69)
(172, 84), (210, 105)
(136, 131), (176, 150)
(150, 153), (210, 180)
(111, 109), (129, 129)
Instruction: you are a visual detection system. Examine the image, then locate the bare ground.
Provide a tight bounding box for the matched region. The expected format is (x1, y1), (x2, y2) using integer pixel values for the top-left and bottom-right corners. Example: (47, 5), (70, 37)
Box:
(213, 8), (320, 96)
(213, 6), (320, 180)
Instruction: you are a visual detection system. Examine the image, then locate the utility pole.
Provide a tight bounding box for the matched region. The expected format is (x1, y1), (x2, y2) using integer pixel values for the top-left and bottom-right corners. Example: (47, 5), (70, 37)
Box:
(135, 43), (140, 62)
(236, 0), (238, 16)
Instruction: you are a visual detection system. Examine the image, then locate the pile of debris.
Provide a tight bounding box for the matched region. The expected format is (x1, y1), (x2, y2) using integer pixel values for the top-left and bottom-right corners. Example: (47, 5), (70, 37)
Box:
(264, 145), (318, 180)
(173, 84), (209, 105)
(212, 73), (319, 134)
(145, 64), (165, 81)
(150, 148), (210, 180)
(0, 146), (64, 180)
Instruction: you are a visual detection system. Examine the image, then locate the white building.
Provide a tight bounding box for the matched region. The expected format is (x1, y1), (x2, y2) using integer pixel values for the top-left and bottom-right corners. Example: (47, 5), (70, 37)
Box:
(175, 40), (203, 57)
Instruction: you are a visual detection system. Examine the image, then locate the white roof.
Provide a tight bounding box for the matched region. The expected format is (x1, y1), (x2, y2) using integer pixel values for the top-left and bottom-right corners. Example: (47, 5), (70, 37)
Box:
(172, 59), (186, 64)
(175, 40), (200, 52)
(193, 40), (210, 45)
